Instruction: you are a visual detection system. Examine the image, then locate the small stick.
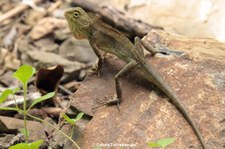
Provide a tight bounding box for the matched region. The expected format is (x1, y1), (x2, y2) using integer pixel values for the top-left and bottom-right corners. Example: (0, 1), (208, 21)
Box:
(47, 0), (62, 13)
(0, 0), (43, 23)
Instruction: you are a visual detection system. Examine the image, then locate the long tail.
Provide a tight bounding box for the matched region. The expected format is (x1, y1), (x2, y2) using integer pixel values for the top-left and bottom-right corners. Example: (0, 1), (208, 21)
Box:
(138, 57), (207, 148)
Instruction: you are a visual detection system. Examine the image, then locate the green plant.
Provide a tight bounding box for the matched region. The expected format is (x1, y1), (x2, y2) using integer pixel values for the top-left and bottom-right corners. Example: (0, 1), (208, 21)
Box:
(93, 147), (102, 149)
(147, 137), (175, 149)
(62, 112), (84, 137)
(0, 65), (80, 149)
(9, 140), (43, 149)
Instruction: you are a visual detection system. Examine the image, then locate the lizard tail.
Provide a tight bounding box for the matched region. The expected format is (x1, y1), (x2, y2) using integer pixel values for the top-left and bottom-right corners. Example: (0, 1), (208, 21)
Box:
(140, 60), (207, 149)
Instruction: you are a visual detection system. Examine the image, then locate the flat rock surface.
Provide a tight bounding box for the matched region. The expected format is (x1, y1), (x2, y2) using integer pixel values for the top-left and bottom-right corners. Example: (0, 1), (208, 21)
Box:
(0, 116), (46, 141)
(70, 30), (225, 148)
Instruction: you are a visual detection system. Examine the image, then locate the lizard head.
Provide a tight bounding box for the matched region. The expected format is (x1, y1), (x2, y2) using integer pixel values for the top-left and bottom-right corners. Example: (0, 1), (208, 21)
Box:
(64, 7), (92, 39)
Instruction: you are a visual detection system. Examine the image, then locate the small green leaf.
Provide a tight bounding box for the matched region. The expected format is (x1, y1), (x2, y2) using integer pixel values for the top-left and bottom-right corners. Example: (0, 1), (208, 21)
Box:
(12, 87), (20, 94)
(93, 147), (102, 149)
(28, 92), (55, 110)
(9, 143), (29, 149)
(63, 112), (84, 125)
(72, 112), (84, 123)
(157, 138), (175, 148)
(0, 87), (20, 104)
(0, 89), (13, 103)
(62, 113), (74, 125)
(0, 107), (22, 112)
(29, 140), (43, 149)
(13, 65), (36, 86)
(147, 142), (160, 147)
(9, 140), (43, 149)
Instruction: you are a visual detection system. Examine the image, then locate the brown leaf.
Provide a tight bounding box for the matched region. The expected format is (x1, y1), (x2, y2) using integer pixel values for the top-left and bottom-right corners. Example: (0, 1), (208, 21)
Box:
(36, 65), (64, 94)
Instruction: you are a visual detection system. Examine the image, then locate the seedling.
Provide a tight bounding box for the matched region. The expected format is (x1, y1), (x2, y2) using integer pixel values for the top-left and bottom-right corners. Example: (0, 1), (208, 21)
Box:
(9, 140), (43, 149)
(147, 137), (176, 149)
(62, 112), (84, 137)
(0, 65), (80, 149)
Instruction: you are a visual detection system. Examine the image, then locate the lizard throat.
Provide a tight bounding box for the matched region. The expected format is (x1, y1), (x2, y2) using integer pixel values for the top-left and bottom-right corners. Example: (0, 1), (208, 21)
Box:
(67, 19), (88, 39)
(73, 33), (86, 39)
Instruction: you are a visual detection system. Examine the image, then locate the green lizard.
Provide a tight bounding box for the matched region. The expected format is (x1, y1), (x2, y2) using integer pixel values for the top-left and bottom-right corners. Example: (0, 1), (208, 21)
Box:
(64, 7), (207, 148)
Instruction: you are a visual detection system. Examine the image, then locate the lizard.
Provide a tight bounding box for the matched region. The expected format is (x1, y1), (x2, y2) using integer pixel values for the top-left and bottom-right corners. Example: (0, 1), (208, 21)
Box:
(64, 7), (207, 149)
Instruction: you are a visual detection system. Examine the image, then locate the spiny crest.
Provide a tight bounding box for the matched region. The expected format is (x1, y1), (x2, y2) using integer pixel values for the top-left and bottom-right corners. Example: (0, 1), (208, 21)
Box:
(88, 12), (124, 36)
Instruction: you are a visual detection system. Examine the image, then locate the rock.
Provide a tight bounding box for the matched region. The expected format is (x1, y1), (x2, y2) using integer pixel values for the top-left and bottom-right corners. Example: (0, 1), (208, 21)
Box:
(50, 118), (90, 149)
(53, 28), (70, 41)
(24, 9), (46, 26)
(25, 50), (84, 73)
(127, 0), (225, 41)
(0, 133), (24, 149)
(70, 30), (225, 148)
(59, 37), (97, 63)
(33, 38), (59, 52)
(0, 71), (15, 87)
(30, 17), (67, 40)
(0, 48), (21, 71)
(0, 116), (46, 141)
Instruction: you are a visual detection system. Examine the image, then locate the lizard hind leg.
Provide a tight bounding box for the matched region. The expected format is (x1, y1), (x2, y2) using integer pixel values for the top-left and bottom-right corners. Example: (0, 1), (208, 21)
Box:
(91, 44), (106, 76)
(104, 60), (138, 107)
(135, 36), (158, 55)
(136, 36), (171, 56)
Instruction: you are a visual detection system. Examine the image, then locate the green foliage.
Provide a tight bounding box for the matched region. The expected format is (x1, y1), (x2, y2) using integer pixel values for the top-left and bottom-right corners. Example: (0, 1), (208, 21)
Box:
(93, 147), (102, 149)
(28, 92), (55, 111)
(0, 87), (19, 103)
(0, 65), (81, 149)
(63, 113), (74, 124)
(148, 142), (160, 148)
(0, 89), (13, 103)
(0, 107), (22, 112)
(63, 112), (84, 125)
(9, 140), (43, 149)
(0, 65), (56, 148)
(13, 65), (36, 86)
(62, 112), (84, 138)
(147, 138), (175, 149)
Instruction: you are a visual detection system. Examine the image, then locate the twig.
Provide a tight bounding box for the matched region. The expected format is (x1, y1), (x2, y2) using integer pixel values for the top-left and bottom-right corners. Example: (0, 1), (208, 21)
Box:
(0, 0), (43, 24)
(47, 0), (62, 13)
(58, 85), (73, 96)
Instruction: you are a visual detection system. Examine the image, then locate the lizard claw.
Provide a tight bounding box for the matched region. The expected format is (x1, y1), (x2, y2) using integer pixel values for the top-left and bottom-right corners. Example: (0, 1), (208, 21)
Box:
(104, 97), (121, 106)
(92, 64), (101, 76)
(105, 97), (121, 112)
(92, 96), (121, 112)
(93, 59), (104, 77)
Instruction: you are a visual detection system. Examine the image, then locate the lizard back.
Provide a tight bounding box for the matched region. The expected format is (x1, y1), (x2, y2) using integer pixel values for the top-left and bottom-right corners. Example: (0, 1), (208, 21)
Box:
(88, 12), (136, 63)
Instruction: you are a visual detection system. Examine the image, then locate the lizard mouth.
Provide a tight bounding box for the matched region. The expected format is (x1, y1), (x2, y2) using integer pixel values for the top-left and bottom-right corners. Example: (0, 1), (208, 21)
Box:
(64, 12), (75, 22)
(64, 11), (69, 18)
(64, 11), (72, 20)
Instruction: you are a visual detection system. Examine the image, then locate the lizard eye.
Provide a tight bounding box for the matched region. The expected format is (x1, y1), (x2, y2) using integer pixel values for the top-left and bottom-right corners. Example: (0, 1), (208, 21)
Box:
(73, 11), (80, 17)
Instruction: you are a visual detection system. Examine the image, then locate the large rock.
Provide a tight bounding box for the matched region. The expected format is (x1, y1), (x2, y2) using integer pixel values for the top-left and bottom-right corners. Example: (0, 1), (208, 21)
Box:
(70, 30), (225, 148)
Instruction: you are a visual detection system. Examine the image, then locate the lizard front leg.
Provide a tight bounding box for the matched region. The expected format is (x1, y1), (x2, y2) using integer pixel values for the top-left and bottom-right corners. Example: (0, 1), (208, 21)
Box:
(90, 42), (105, 75)
(105, 60), (138, 106)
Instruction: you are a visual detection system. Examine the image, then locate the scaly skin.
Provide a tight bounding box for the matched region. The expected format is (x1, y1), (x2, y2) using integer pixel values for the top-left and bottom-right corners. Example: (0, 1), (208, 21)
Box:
(64, 7), (207, 148)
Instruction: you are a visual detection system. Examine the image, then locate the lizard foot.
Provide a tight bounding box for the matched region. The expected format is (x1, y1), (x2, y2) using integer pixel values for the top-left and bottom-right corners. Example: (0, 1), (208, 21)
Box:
(92, 64), (101, 76)
(92, 96), (121, 112)
(104, 97), (121, 106)
(105, 97), (121, 112)
(93, 57), (106, 77)
(156, 46), (185, 56)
